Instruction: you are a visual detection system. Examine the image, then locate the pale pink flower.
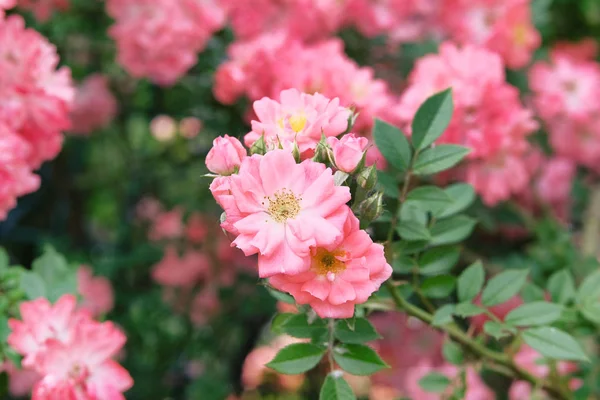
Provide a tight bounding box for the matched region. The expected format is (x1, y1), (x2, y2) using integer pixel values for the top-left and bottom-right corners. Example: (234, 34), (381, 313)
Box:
(0, 361), (40, 397)
(206, 134), (247, 175)
(327, 134), (369, 173)
(69, 74), (117, 135)
(148, 207), (183, 241)
(221, 149), (351, 277)
(151, 245), (210, 288)
(245, 89), (351, 156)
(185, 212), (208, 244)
(189, 287), (220, 326)
(0, 15), (74, 169)
(135, 196), (162, 221)
(32, 319), (132, 400)
(268, 212), (392, 318)
(17, 0), (69, 22)
(106, 0), (226, 85)
(150, 115), (177, 142)
(179, 117), (203, 139)
(77, 265), (114, 318)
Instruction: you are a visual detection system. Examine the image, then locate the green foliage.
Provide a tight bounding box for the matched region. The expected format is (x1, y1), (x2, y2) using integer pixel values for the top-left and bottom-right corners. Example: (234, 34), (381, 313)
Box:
(522, 327), (588, 362)
(267, 343), (327, 374)
(481, 269), (529, 307)
(320, 373), (356, 400)
(457, 261), (485, 303)
(504, 302), (564, 326)
(418, 372), (451, 393)
(332, 344), (389, 376)
(411, 88), (454, 151)
(334, 318), (380, 344)
(412, 145), (470, 176)
(373, 119), (412, 171)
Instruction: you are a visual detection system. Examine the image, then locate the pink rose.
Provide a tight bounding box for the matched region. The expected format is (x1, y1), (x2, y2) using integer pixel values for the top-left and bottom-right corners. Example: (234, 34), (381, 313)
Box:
(328, 133), (368, 173)
(206, 135), (247, 175)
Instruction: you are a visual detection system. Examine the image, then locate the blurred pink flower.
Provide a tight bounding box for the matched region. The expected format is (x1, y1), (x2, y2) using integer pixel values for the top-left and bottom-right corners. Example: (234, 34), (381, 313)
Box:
(69, 74), (117, 135)
(149, 207), (184, 241)
(107, 0), (226, 85)
(77, 265), (115, 318)
(269, 212), (392, 318)
(185, 212), (208, 244)
(151, 245), (211, 288)
(189, 287), (220, 326)
(206, 134), (247, 175)
(0, 362), (40, 398)
(135, 197), (162, 221)
(179, 117), (203, 139)
(17, 0), (69, 22)
(223, 150), (351, 277)
(551, 38), (598, 62)
(150, 115), (177, 142)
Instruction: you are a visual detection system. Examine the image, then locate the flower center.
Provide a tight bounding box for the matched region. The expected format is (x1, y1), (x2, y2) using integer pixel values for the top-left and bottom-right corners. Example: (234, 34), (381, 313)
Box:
(312, 248), (347, 276)
(513, 24), (528, 46)
(288, 114), (307, 133)
(266, 189), (301, 223)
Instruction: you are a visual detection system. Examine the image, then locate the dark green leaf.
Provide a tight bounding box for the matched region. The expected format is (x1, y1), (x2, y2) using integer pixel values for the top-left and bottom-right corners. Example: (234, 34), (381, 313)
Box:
(405, 186), (452, 216)
(277, 313), (328, 339)
(481, 269), (529, 307)
(457, 261), (484, 303)
(547, 269), (575, 305)
(418, 372), (451, 393)
(267, 343), (326, 374)
(320, 373), (356, 400)
(429, 215), (476, 246)
(373, 119), (412, 171)
(418, 246), (460, 276)
(505, 302), (563, 326)
(399, 202), (428, 225)
(521, 283), (546, 303)
(377, 171), (400, 198)
(432, 304), (455, 326)
(397, 220), (431, 242)
(437, 184), (476, 218)
(267, 287), (296, 304)
(454, 302), (485, 317)
(411, 88), (454, 151)
(333, 344), (389, 376)
(576, 269), (600, 305)
(272, 313), (295, 334)
(0, 316), (9, 342)
(335, 318), (380, 344)
(421, 275), (456, 299)
(522, 327), (588, 362)
(413, 145), (470, 176)
(484, 322), (516, 340)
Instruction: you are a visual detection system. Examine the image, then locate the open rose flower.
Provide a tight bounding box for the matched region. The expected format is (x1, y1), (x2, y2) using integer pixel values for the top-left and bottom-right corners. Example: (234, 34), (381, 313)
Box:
(268, 211), (392, 318)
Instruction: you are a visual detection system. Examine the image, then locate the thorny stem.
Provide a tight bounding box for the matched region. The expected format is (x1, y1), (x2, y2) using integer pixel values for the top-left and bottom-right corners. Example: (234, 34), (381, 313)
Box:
(383, 168), (570, 400)
(327, 319), (335, 372)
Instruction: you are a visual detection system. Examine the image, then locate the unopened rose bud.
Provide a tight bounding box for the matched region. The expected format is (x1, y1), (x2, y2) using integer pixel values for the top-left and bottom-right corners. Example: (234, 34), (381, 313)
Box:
(359, 191), (384, 224)
(206, 135), (247, 175)
(327, 134), (369, 173)
(356, 165), (378, 191)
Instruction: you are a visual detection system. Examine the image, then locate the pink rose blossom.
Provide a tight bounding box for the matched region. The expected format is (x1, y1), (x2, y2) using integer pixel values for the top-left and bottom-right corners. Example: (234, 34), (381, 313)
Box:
(106, 0), (226, 85)
(69, 74), (117, 135)
(206, 134), (247, 175)
(179, 117), (203, 139)
(245, 89), (351, 156)
(151, 245), (210, 288)
(77, 265), (115, 318)
(327, 134), (369, 173)
(189, 287), (220, 326)
(551, 38), (598, 62)
(17, 0), (69, 22)
(220, 150), (351, 277)
(185, 212), (208, 244)
(0, 362), (40, 397)
(268, 212), (392, 318)
(148, 207), (184, 241)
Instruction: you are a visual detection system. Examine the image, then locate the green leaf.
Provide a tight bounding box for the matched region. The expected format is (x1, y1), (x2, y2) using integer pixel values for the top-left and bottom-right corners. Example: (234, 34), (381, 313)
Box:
(377, 171), (400, 198)
(429, 215), (476, 246)
(454, 302), (485, 317)
(335, 318), (381, 344)
(0, 248), (9, 275)
(411, 88), (454, 151)
(412, 145), (470, 176)
(19, 271), (46, 300)
(277, 313), (328, 339)
(481, 269), (529, 307)
(432, 304), (455, 326)
(504, 302), (563, 326)
(267, 343), (326, 374)
(521, 283), (546, 303)
(267, 287), (296, 304)
(421, 275), (456, 298)
(0, 316), (9, 342)
(437, 184), (476, 218)
(576, 269), (600, 304)
(272, 313), (295, 334)
(31, 247), (77, 302)
(522, 327), (588, 362)
(418, 372), (451, 393)
(373, 119), (412, 171)
(442, 340), (464, 365)
(580, 300), (600, 324)
(484, 322), (516, 340)
(320, 373), (356, 400)
(333, 344), (389, 376)
(547, 269), (576, 305)
(397, 220), (431, 242)
(399, 202), (428, 225)
(457, 261), (485, 303)
(405, 186), (453, 216)
(418, 246), (460, 276)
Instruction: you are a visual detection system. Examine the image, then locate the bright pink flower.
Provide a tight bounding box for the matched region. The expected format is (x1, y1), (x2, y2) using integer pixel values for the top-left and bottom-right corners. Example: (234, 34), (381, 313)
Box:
(17, 0), (69, 22)
(551, 38), (598, 62)
(206, 134), (247, 175)
(327, 134), (369, 173)
(209, 176), (241, 235)
(397, 42), (538, 205)
(32, 320), (132, 400)
(0, 15), (74, 169)
(77, 266), (114, 318)
(148, 207), (184, 241)
(509, 345), (581, 399)
(221, 150), (351, 277)
(0, 362), (40, 397)
(268, 212), (392, 318)
(441, 0), (540, 68)
(106, 0), (226, 85)
(246, 89), (351, 156)
(69, 74), (117, 135)
(151, 245), (211, 288)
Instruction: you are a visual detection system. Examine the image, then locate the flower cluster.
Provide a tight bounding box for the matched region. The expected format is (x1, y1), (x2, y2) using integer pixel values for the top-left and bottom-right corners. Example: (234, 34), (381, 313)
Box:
(7, 294), (132, 399)
(0, 14), (74, 219)
(529, 42), (600, 173)
(397, 42), (538, 205)
(208, 90), (392, 319)
(69, 74), (117, 135)
(106, 0), (227, 85)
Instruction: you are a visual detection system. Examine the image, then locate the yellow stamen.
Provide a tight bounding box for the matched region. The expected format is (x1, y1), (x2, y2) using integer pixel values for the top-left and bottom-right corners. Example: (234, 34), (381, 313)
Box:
(312, 248), (347, 275)
(289, 114), (307, 133)
(266, 189), (301, 223)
